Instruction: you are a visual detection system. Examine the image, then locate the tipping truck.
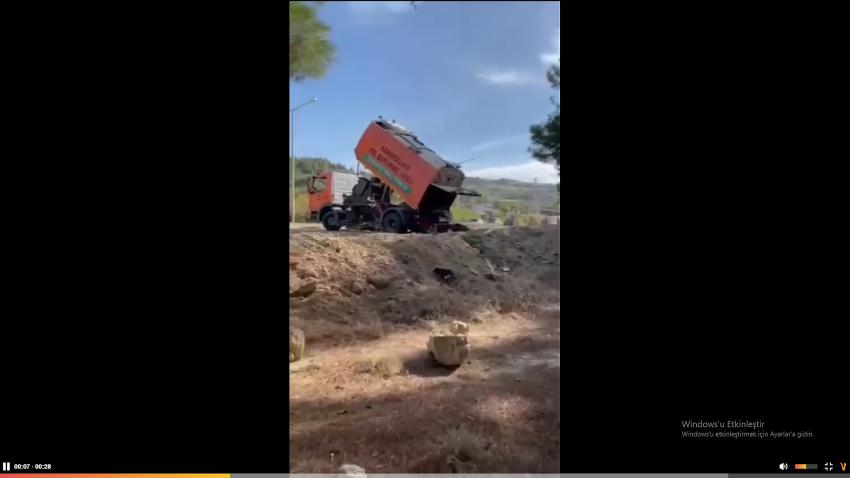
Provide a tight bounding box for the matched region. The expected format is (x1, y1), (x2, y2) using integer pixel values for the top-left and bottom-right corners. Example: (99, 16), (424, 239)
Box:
(307, 119), (480, 233)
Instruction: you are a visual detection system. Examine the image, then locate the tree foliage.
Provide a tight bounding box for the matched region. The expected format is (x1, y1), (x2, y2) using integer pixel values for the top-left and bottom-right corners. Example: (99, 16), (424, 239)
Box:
(530, 59), (560, 176)
(290, 2), (336, 81)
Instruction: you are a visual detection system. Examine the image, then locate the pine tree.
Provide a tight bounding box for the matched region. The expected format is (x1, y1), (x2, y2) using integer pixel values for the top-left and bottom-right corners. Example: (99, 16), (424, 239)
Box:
(530, 60), (560, 177)
(289, 2), (336, 81)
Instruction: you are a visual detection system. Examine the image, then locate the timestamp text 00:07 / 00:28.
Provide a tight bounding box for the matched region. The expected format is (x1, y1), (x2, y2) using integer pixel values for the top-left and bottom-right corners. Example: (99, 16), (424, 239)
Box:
(13, 464), (52, 470)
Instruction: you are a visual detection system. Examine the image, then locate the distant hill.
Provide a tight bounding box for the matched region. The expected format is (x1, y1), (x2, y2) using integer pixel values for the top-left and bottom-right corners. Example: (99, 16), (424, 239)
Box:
(458, 176), (559, 217)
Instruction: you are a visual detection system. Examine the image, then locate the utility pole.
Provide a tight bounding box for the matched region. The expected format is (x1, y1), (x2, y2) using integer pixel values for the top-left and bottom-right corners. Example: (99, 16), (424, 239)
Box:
(290, 97), (318, 223)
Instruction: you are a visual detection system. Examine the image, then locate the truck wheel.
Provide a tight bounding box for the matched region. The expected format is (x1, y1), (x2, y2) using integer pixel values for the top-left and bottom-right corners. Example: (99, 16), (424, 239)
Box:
(382, 211), (405, 233)
(321, 211), (341, 231)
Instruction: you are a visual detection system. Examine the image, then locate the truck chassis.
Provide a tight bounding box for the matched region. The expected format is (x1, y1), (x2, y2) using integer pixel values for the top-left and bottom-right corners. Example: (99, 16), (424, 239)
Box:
(319, 176), (455, 233)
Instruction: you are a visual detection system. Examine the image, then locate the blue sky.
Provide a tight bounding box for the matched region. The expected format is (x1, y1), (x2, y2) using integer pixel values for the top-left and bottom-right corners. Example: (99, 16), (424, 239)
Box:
(290, 1), (560, 183)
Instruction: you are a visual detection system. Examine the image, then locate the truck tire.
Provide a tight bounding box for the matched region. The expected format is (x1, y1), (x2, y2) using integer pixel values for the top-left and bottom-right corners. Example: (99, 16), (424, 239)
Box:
(322, 211), (342, 231)
(382, 211), (405, 234)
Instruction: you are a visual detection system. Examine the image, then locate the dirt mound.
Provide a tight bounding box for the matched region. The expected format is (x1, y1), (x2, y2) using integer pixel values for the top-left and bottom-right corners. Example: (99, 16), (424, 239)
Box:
(289, 226), (560, 345)
(289, 226), (560, 473)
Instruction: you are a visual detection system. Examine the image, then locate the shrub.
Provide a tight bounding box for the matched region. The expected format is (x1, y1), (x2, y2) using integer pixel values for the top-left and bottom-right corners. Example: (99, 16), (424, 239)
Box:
(451, 203), (480, 222)
(291, 193), (311, 222)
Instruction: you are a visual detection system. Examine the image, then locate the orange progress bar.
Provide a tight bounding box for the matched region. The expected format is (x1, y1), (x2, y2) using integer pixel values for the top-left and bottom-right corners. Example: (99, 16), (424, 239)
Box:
(0, 475), (228, 478)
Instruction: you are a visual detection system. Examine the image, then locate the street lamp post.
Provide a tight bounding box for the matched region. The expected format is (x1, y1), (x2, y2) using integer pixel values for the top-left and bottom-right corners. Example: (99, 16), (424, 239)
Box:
(290, 97), (318, 223)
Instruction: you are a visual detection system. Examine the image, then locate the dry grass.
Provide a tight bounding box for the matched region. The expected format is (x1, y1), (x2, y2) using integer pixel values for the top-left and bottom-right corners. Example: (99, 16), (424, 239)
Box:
(355, 352), (405, 378)
(374, 353), (404, 377)
(290, 317), (392, 352)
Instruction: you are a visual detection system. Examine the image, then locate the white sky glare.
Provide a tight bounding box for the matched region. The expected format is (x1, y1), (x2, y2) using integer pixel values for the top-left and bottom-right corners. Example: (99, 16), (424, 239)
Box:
(468, 134), (529, 153)
(540, 28), (560, 65)
(476, 70), (539, 86)
(466, 161), (559, 184)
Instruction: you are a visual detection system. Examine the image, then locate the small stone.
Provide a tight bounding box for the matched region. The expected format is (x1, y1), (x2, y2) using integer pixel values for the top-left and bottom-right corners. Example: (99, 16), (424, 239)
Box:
(449, 320), (470, 335)
(367, 276), (391, 289)
(289, 327), (305, 362)
(290, 282), (317, 298)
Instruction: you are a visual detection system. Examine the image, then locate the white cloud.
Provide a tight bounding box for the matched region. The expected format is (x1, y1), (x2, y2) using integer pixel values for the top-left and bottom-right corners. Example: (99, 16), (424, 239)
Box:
(476, 70), (538, 86)
(540, 28), (560, 65)
(476, 28), (559, 86)
(540, 52), (559, 65)
(469, 135), (527, 153)
(466, 161), (559, 184)
(347, 1), (412, 14)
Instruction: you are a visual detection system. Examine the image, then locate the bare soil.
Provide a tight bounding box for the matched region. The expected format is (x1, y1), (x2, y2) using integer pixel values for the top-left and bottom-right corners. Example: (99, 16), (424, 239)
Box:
(289, 226), (560, 473)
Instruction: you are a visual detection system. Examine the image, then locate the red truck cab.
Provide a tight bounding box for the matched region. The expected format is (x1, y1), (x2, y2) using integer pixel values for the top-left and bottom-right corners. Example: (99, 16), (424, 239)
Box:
(307, 172), (332, 221)
(307, 170), (360, 222)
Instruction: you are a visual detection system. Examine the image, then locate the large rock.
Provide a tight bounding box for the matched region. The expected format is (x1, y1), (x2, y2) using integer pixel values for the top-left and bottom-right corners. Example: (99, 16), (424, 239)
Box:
(290, 326), (305, 362)
(427, 335), (469, 366)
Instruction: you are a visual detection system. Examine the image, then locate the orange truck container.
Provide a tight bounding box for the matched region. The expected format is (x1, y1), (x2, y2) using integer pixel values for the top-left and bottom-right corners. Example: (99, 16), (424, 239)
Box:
(354, 120), (471, 210)
(307, 119), (479, 233)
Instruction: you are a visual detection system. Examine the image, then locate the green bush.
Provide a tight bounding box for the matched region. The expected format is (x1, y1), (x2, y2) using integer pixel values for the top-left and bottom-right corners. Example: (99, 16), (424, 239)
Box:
(451, 203), (480, 222)
(522, 215), (541, 226)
